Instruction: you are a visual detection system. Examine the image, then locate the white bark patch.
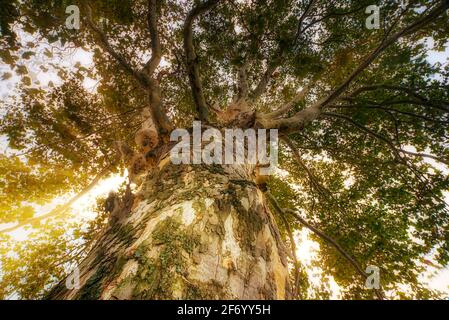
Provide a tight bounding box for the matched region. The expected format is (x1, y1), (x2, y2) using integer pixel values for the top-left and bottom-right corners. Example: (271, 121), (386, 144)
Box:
(240, 197), (249, 211)
(180, 201), (195, 225)
(204, 198), (214, 210)
(118, 259), (139, 280)
(180, 198), (214, 225)
(128, 200), (156, 225)
(222, 214), (241, 262)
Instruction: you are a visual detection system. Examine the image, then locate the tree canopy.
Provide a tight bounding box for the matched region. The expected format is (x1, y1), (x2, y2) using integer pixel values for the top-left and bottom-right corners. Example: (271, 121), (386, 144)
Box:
(0, 0), (448, 299)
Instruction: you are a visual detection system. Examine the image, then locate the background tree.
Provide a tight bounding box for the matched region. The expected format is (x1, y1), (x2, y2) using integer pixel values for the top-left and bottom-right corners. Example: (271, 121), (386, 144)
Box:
(0, 0), (448, 299)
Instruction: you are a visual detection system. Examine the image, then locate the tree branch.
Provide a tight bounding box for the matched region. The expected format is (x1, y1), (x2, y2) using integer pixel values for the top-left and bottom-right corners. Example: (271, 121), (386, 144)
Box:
(266, 192), (385, 300)
(84, 3), (149, 88)
(315, 2), (448, 110)
(271, 198), (302, 299)
(142, 0), (162, 76)
(249, 0), (316, 103)
(329, 102), (449, 125)
(265, 84), (311, 119)
(280, 135), (332, 198)
(236, 62), (249, 102)
(183, 0), (220, 121)
(343, 84), (449, 113)
(249, 57), (281, 102)
(0, 165), (114, 235)
(294, 0), (317, 44)
(84, 2), (172, 134)
(323, 112), (449, 166)
(299, 3), (369, 37)
(263, 1), (448, 133)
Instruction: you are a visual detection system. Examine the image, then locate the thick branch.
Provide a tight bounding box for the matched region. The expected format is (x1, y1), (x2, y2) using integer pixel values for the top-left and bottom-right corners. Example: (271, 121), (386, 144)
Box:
(316, 1), (448, 109)
(85, 2), (172, 134)
(264, 1), (448, 133)
(257, 102), (322, 132)
(142, 0), (162, 76)
(266, 85), (311, 119)
(236, 62), (249, 101)
(147, 81), (173, 134)
(183, 0), (220, 121)
(140, 0), (173, 133)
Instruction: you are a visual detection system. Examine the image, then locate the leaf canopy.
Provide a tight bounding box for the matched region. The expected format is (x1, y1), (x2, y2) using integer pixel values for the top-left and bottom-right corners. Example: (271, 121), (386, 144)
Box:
(0, 0), (448, 299)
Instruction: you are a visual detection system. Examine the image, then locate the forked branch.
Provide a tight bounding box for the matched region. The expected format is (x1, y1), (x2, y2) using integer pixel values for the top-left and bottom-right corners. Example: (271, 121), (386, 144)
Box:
(262, 1), (449, 133)
(250, 0), (316, 103)
(183, 0), (220, 121)
(84, 3), (149, 88)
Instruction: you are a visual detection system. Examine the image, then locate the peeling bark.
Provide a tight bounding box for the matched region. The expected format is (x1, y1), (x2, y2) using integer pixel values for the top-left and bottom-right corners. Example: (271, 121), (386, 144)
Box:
(48, 155), (291, 300)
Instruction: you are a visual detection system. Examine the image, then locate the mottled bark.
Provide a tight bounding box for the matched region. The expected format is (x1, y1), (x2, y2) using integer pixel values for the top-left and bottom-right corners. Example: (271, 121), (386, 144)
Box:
(48, 154), (291, 300)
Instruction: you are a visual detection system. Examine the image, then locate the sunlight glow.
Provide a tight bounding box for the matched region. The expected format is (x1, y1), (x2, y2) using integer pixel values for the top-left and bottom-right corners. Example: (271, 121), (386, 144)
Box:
(70, 173), (127, 221)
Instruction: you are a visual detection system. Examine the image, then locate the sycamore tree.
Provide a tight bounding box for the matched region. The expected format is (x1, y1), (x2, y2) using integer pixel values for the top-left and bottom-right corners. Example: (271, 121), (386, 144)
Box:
(0, 0), (448, 300)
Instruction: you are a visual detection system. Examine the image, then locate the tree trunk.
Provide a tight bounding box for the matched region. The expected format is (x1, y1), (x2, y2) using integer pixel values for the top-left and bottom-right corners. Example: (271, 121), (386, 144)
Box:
(48, 153), (292, 300)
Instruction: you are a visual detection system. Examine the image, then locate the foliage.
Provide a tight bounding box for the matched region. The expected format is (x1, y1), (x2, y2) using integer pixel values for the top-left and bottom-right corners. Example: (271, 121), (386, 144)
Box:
(0, 0), (448, 299)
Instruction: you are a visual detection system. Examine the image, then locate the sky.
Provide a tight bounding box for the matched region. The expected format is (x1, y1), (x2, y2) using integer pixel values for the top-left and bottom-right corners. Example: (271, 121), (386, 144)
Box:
(0, 25), (448, 299)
